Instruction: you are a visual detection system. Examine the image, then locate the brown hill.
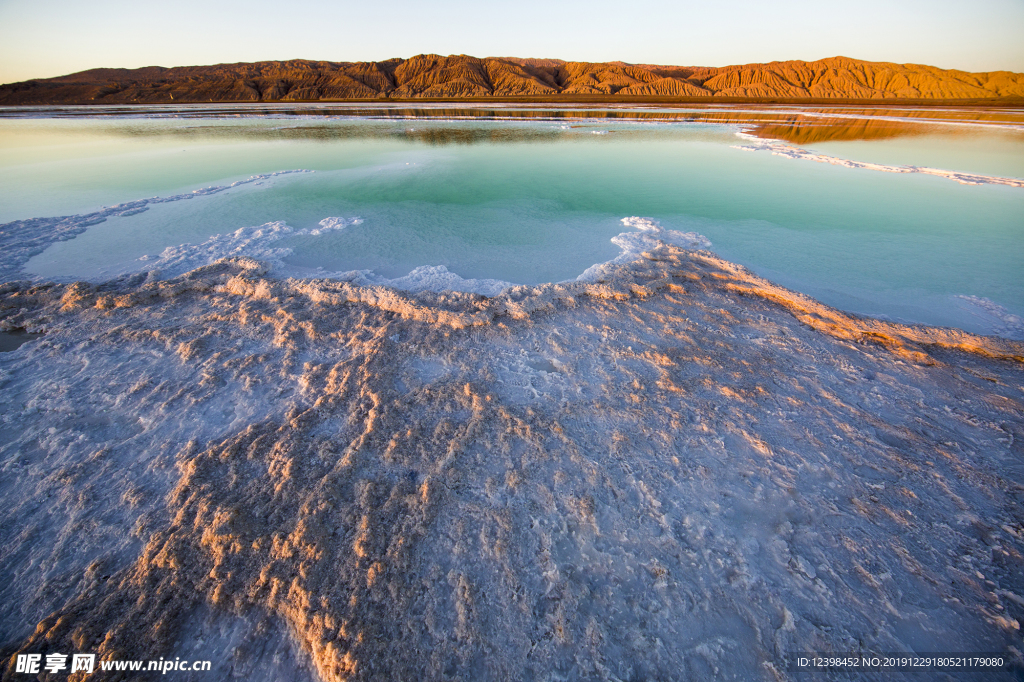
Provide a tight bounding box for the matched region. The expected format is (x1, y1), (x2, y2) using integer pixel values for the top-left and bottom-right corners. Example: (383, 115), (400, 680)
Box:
(2, 54), (1023, 104)
(693, 56), (1024, 99)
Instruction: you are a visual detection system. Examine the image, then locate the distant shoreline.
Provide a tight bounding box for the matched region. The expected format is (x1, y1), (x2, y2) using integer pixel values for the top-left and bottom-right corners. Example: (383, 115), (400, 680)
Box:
(4, 96), (1024, 107)
(2, 96), (1024, 110)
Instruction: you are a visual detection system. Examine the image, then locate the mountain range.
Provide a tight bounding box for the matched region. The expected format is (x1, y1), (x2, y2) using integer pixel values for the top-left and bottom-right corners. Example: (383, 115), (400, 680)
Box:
(2, 54), (1023, 104)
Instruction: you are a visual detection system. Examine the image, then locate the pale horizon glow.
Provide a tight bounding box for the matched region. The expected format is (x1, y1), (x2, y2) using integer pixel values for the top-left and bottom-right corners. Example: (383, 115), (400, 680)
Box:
(1, 0), (1023, 85)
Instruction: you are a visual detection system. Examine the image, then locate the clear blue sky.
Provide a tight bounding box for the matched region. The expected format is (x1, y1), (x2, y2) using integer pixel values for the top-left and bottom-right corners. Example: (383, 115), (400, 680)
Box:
(1, 0), (1022, 84)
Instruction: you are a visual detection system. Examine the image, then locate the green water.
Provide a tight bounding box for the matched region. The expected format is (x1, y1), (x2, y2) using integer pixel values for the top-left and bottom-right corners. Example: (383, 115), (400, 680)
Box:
(1, 110), (1022, 336)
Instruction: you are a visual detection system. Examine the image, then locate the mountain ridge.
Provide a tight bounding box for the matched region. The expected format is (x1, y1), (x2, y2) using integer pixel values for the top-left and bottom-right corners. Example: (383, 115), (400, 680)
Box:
(3, 54), (1023, 104)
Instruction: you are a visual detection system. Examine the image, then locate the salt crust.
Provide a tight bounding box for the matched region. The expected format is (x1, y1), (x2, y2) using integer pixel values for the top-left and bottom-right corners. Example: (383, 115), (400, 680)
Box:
(1, 242), (1022, 680)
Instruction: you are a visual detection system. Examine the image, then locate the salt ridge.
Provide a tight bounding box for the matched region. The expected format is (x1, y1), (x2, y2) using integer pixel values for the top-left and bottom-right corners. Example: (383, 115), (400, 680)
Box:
(733, 132), (1024, 187)
(576, 217), (711, 284)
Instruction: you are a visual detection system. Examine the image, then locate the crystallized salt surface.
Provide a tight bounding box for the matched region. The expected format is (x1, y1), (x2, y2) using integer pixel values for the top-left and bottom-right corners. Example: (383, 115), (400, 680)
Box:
(1, 246), (1022, 680)
(733, 132), (1024, 188)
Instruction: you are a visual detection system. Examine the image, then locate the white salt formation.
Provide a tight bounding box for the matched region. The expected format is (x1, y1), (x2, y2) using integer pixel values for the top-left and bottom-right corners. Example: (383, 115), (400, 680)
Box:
(734, 133), (1024, 188)
(0, 170), (313, 282)
(140, 217), (363, 281)
(0, 242), (1022, 681)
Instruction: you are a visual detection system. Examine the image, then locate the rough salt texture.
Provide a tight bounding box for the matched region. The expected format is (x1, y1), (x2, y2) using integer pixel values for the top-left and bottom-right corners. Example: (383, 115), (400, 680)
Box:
(1, 247), (1022, 681)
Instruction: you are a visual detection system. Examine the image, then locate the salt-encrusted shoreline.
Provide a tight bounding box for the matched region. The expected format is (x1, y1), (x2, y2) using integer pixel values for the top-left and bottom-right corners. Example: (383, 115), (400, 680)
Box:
(0, 170), (312, 282)
(733, 131), (1024, 188)
(1, 242), (1022, 681)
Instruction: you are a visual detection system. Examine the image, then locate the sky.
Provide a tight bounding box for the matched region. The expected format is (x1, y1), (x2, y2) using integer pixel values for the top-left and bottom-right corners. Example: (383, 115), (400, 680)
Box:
(1, 0), (1023, 84)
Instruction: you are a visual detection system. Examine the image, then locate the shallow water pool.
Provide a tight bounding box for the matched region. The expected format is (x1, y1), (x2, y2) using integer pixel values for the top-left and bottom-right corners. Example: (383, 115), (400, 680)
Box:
(1, 104), (1021, 337)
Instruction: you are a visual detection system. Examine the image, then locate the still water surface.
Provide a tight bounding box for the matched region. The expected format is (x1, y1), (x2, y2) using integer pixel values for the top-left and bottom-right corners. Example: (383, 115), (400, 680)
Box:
(1, 104), (1021, 337)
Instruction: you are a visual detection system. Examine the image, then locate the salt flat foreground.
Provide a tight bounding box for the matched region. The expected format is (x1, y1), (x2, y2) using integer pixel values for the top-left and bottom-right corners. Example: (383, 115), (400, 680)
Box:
(1, 245), (1022, 680)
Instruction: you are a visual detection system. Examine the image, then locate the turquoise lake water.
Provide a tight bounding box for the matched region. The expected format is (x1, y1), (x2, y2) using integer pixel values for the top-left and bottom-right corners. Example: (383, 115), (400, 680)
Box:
(1, 105), (1021, 337)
